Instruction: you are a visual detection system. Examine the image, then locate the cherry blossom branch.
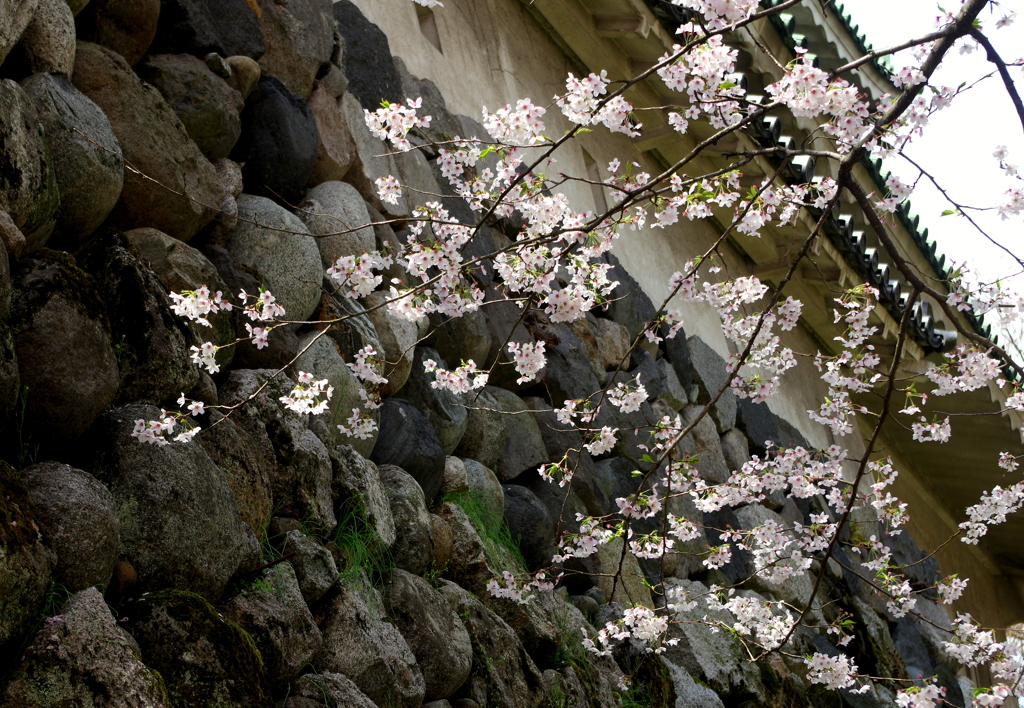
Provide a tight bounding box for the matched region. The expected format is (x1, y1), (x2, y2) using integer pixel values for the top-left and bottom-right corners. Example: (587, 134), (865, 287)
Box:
(968, 27), (1024, 138)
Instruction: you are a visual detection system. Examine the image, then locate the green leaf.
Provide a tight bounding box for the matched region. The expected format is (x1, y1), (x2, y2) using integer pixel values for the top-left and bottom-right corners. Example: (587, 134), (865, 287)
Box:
(940, 209), (957, 216)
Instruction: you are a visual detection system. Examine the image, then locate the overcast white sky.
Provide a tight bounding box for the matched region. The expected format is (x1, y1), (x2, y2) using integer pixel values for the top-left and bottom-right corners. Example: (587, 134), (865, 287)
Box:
(841, 0), (1024, 290)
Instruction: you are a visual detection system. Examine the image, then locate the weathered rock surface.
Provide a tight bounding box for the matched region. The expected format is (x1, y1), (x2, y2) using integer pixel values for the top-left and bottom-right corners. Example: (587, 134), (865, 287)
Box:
(290, 672), (378, 708)
(150, 0), (266, 60)
(23, 461), (119, 593)
(377, 463), (434, 576)
(296, 180), (374, 266)
(387, 569), (473, 701)
(462, 458), (505, 521)
(0, 461), (56, 646)
(314, 579), (426, 708)
(226, 194), (322, 322)
(333, 0), (402, 111)
(198, 412), (274, 533)
(428, 309), (493, 372)
(340, 91), (408, 215)
(79, 230), (199, 405)
(11, 250), (118, 448)
(361, 289), (418, 395)
(687, 336), (737, 434)
(73, 41), (224, 241)
(453, 387), (507, 470)
(330, 444), (396, 548)
(11, 0), (76, 77)
(305, 87), (357, 186)
(75, 0), (161, 65)
(221, 562), (322, 682)
(0, 79), (59, 251)
(487, 386), (547, 481)
(21, 73), (122, 247)
(83, 404), (257, 600)
(121, 589), (273, 707)
(3, 588), (172, 707)
(254, 0), (335, 99)
(436, 579), (543, 708)
(502, 483), (554, 572)
(399, 347), (469, 455)
(371, 398), (447, 504)
(137, 53), (244, 161)
(0, 0), (39, 68)
(437, 501), (492, 595)
(281, 528), (338, 603)
(230, 77), (319, 205)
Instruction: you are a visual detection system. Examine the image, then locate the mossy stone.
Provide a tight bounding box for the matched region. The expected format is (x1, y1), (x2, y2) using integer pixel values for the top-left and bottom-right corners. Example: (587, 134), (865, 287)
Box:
(121, 589), (273, 708)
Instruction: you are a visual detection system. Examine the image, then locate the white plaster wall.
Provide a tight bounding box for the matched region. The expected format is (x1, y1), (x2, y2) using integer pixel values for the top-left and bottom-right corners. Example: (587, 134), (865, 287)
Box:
(345, 0), (841, 448)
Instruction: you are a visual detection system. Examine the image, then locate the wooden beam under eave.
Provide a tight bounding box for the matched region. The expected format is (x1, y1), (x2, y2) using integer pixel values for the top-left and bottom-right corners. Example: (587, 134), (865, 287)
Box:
(593, 15), (649, 37)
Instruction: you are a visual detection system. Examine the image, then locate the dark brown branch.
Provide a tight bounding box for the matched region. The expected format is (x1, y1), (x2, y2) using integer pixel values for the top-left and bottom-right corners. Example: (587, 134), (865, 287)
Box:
(969, 27), (1024, 139)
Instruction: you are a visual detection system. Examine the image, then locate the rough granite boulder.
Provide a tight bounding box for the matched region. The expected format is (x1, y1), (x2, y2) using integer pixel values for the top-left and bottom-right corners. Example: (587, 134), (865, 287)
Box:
(9, 0), (76, 78)
(221, 562), (323, 683)
(296, 180), (375, 267)
(0, 461), (56, 646)
(453, 387), (507, 471)
(121, 590), (273, 708)
(313, 579), (426, 708)
(399, 347), (470, 455)
(290, 673), (378, 708)
(462, 458), (505, 521)
(371, 399), (447, 505)
(72, 41), (224, 241)
(329, 444), (396, 548)
(150, 0), (266, 60)
(23, 461), (119, 593)
(340, 91), (408, 215)
(333, 0), (402, 111)
(305, 87), (357, 186)
(20, 73), (123, 247)
(437, 501), (492, 595)
(687, 336), (737, 434)
(254, 0), (335, 99)
(226, 194), (322, 322)
(198, 412), (274, 533)
(82, 404), (258, 600)
(230, 77), (320, 205)
(487, 386), (548, 481)
(435, 579), (543, 708)
(377, 464), (434, 576)
(427, 309), (493, 372)
(281, 528), (338, 604)
(78, 229), (199, 406)
(10, 250), (118, 450)
(361, 289), (418, 395)
(75, 0), (160, 65)
(387, 569), (473, 701)
(0, 79), (59, 251)
(137, 53), (245, 161)
(502, 484), (554, 572)
(2, 588), (172, 707)
(0, 0), (39, 68)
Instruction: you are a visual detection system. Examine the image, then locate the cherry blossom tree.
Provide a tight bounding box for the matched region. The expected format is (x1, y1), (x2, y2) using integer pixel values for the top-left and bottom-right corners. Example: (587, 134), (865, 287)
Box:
(133, 0), (1024, 704)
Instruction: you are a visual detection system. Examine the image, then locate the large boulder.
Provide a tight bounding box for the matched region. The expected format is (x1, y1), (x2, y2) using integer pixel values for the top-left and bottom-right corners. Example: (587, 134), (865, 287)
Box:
(225, 194), (322, 322)
(280, 528), (338, 604)
(8, 0), (76, 77)
(221, 562), (323, 683)
(0, 460), (56, 646)
(330, 445), (396, 548)
(687, 336), (737, 434)
(604, 253), (656, 343)
(333, 0), (402, 111)
(435, 579), (543, 708)
(121, 589), (273, 707)
(313, 579), (426, 708)
(231, 76), (319, 205)
(72, 41), (225, 241)
(289, 673), (378, 708)
(428, 309), (493, 372)
(361, 289), (418, 395)
(315, 286), (382, 364)
(198, 412), (274, 533)
(681, 406), (731, 484)
(75, 0), (160, 65)
(377, 464), (435, 576)
(487, 386), (547, 481)
(0, 79), (59, 251)
(137, 53), (245, 161)
(462, 458), (505, 521)
(305, 88), (357, 186)
(23, 461), (119, 593)
(453, 387), (507, 470)
(294, 330), (378, 459)
(0, 0), (39, 68)
(20, 73), (123, 247)
(82, 404), (258, 600)
(437, 501), (492, 595)
(296, 180), (375, 267)
(253, 0), (335, 99)
(386, 569), (473, 701)
(398, 347), (469, 455)
(78, 230), (199, 405)
(126, 226), (237, 370)
(150, 0), (266, 59)
(502, 483), (554, 572)
(10, 250), (118, 450)
(734, 397), (810, 458)
(2, 588), (172, 707)
(219, 369), (336, 534)
(372, 399), (447, 505)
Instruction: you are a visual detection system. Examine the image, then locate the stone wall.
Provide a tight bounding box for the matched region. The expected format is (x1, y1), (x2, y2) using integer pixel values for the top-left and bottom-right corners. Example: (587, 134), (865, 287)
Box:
(0, 1), (967, 707)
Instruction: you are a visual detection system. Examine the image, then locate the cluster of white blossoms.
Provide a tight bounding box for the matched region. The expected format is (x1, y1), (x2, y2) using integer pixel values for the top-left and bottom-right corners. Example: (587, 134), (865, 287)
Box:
(169, 285), (232, 327)
(423, 358), (488, 394)
(364, 97), (432, 152)
(555, 70), (639, 136)
(279, 372), (333, 416)
(804, 653), (860, 690)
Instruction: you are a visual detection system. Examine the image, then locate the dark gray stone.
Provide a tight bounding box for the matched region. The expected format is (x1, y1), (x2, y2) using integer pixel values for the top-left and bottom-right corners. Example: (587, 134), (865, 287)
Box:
(372, 398), (447, 505)
(734, 397), (810, 458)
(74, 0), (160, 65)
(377, 464), (434, 576)
(333, 0), (402, 111)
(150, 0), (266, 60)
(487, 386), (548, 481)
(231, 77), (320, 205)
(254, 0), (335, 99)
(398, 347), (469, 455)
(290, 673), (378, 708)
(23, 461), (119, 593)
(137, 53), (245, 161)
(20, 73), (123, 247)
(330, 445), (396, 549)
(453, 388), (506, 470)
(502, 483), (554, 572)
(282, 529), (338, 604)
(82, 404), (258, 600)
(604, 253), (656, 342)
(687, 336), (737, 433)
